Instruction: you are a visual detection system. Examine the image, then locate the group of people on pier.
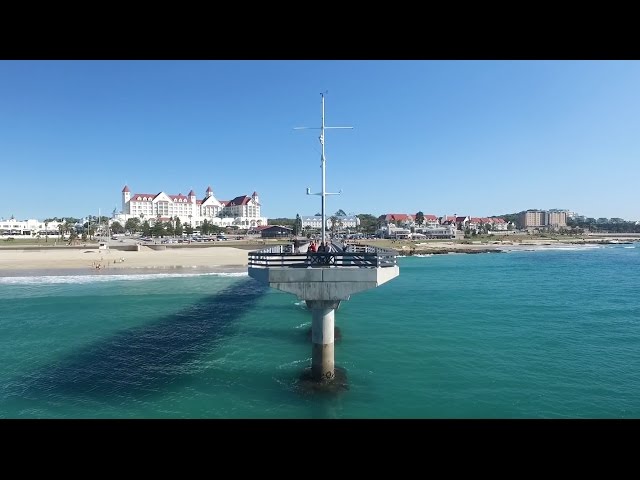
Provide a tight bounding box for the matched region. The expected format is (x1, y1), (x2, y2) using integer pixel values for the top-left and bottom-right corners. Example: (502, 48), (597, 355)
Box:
(307, 241), (330, 253)
(308, 240), (331, 265)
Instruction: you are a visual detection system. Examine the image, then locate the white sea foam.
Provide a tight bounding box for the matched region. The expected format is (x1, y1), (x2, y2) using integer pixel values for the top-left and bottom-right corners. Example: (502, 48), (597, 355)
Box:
(0, 271), (248, 285)
(501, 244), (603, 252)
(276, 358), (310, 369)
(293, 301), (308, 310)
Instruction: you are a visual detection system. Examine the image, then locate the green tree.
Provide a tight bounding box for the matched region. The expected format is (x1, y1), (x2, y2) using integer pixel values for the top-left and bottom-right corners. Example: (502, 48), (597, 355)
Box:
(175, 217), (183, 236)
(185, 224), (194, 235)
(165, 220), (175, 236)
(125, 217), (141, 233)
(356, 213), (378, 234)
(268, 217), (295, 228)
(44, 221), (48, 242)
(111, 221), (125, 234)
(335, 209), (347, 216)
(141, 220), (151, 236)
(329, 215), (339, 236)
(415, 211), (425, 226)
(152, 221), (165, 237)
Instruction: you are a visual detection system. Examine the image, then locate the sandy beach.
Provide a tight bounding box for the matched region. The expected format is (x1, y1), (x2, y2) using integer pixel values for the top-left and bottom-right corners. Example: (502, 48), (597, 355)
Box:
(0, 245), (249, 275)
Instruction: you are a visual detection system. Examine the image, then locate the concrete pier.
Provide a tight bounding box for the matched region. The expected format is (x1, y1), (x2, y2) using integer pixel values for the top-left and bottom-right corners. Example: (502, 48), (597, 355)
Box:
(248, 244), (399, 390)
(307, 300), (340, 381)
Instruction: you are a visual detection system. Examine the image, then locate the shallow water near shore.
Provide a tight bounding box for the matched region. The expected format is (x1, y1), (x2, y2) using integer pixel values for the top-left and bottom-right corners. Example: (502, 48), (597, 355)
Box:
(1, 244), (639, 418)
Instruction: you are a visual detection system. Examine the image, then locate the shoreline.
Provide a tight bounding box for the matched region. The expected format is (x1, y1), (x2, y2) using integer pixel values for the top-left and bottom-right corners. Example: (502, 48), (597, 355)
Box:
(0, 246), (249, 277)
(0, 239), (637, 277)
(0, 265), (248, 278)
(390, 238), (639, 256)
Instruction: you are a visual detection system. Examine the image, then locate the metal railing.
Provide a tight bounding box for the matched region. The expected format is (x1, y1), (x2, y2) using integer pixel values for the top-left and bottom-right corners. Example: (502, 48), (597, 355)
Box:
(248, 243), (398, 269)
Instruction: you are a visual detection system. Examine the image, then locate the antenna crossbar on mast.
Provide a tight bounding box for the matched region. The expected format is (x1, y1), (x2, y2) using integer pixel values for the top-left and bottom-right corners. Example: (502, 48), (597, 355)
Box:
(294, 93), (353, 244)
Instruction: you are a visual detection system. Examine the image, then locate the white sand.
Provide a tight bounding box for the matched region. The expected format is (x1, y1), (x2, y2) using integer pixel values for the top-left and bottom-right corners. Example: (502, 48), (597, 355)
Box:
(0, 246), (249, 272)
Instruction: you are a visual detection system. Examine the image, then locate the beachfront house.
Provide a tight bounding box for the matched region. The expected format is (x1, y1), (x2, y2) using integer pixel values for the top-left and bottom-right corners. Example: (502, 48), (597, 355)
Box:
(259, 225), (293, 238)
(0, 218), (63, 237)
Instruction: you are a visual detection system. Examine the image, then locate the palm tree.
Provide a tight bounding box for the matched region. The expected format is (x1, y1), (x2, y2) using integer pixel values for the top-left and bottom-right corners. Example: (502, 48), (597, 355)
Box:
(329, 215), (339, 236)
(294, 214), (302, 236)
(44, 221), (48, 242)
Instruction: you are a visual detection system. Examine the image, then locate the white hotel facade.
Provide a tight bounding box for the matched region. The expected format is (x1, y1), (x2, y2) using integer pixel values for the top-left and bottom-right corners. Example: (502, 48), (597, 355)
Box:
(300, 215), (361, 230)
(115, 185), (267, 229)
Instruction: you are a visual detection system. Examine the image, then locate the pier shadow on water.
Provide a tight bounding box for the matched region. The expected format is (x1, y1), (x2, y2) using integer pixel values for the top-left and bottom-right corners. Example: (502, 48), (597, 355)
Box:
(6, 280), (268, 405)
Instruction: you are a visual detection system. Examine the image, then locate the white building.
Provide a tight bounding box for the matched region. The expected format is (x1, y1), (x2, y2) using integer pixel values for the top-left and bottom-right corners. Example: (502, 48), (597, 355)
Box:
(377, 225), (412, 239)
(415, 225), (456, 238)
(0, 218), (63, 236)
(300, 215), (361, 230)
(116, 185), (267, 229)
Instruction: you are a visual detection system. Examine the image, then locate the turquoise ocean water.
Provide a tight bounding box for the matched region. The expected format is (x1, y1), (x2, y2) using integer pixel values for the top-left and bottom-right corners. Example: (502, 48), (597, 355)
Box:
(1, 244), (640, 419)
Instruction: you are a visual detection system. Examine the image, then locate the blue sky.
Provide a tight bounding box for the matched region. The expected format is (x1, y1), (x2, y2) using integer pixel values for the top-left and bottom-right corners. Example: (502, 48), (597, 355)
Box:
(1, 60), (639, 221)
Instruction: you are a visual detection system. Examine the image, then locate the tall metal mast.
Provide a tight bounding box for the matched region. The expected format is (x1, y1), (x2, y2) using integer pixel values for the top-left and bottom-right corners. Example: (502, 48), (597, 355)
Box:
(295, 92), (353, 244)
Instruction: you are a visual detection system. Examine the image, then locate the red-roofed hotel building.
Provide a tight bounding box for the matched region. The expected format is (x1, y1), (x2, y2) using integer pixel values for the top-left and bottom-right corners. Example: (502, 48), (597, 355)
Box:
(117, 185), (267, 229)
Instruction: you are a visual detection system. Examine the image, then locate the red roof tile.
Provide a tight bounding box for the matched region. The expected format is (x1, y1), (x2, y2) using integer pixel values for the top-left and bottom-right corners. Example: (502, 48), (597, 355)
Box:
(131, 193), (158, 201)
(384, 213), (413, 222)
(169, 194), (189, 202)
(227, 195), (252, 206)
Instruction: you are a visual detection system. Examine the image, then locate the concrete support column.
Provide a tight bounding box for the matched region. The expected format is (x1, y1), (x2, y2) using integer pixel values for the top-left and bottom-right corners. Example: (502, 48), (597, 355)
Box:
(306, 300), (341, 382)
